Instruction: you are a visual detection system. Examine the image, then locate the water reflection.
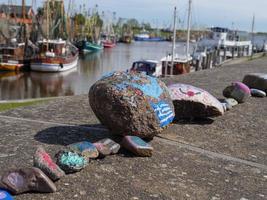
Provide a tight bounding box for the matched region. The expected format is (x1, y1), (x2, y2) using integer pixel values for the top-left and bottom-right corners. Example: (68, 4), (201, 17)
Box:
(0, 42), (190, 100)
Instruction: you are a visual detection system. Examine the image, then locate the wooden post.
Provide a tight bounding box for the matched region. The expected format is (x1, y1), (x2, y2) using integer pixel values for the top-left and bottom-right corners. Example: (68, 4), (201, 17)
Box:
(223, 47), (227, 61)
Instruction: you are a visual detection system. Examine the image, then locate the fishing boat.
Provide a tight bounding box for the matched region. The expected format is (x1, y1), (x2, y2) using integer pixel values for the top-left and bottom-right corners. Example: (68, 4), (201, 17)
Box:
(30, 39), (79, 72)
(101, 33), (116, 48)
(75, 40), (103, 53)
(0, 43), (26, 71)
(102, 40), (116, 48)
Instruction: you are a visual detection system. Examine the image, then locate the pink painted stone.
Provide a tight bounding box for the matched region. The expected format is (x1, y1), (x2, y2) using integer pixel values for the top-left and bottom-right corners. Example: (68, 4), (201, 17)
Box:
(223, 82), (251, 103)
(93, 142), (111, 158)
(33, 147), (65, 181)
(168, 83), (224, 119)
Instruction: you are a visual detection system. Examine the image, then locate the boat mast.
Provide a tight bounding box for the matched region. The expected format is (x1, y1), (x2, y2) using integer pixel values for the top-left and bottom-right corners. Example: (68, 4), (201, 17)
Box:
(186, 0), (192, 59)
(170, 6), (177, 76)
(251, 13), (255, 57)
(46, 0), (50, 50)
(22, 0), (26, 20)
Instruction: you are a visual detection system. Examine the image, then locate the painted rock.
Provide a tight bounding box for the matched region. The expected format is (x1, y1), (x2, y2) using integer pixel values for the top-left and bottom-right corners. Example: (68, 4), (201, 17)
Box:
(121, 136), (153, 157)
(0, 190), (13, 200)
(68, 141), (99, 159)
(223, 82), (251, 103)
(93, 142), (111, 158)
(33, 146), (65, 181)
(224, 98), (238, 107)
(96, 138), (120, 155)
(221, 102), (231, 111)
(243, 73), (267, 92)
(55, 151), (88, 174)
(0, 168), (56, 195)
(168, 83), (224, 119)
(250, 88), (266, 97)
(89, 71), (175, 138)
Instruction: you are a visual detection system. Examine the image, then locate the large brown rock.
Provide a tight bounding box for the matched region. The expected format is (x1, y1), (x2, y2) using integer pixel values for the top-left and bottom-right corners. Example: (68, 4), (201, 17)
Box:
(243, 73), (267, 92)
(89, 71), (175, 138)
(168, 83), (224, 119)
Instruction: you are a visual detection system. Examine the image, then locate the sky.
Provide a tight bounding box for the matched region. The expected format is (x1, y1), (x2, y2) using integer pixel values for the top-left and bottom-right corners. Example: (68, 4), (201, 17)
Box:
(2, 0), (267, 32)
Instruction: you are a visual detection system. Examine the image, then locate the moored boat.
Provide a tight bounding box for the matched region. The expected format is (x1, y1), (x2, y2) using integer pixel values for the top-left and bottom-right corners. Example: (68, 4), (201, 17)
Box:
(75, 40), (103, 53)
(102, 40), (116, 48)
(0, 43), (27, 71)
(30, 39), (79, 72)
(0, 62), (24, 71)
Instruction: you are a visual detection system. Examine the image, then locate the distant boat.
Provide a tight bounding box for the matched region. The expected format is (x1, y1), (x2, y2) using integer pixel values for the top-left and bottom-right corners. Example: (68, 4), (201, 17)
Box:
(102, 40), (116, 48)
(101, 34), (116, 48)
(134, 31), (165, 42)
(75, 40), (103, 53)
(30, 39), (79, 72)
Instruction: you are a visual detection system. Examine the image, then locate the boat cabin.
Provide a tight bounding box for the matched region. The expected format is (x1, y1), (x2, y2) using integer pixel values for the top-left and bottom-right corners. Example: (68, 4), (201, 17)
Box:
(131, 60), (162, 77)
(161, 54), (193, 76)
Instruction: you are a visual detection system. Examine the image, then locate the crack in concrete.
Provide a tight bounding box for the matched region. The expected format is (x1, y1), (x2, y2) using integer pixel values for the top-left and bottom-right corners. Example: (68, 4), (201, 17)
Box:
(0, 115), (267, 171)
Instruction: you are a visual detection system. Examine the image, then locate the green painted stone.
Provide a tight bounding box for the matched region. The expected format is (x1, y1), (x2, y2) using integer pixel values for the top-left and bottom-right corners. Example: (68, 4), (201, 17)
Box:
(55, 151), (88, 174)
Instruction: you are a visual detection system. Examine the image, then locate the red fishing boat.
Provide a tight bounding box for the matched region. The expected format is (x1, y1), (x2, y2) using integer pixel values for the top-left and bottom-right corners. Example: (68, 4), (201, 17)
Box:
(102, 40), (116, 48)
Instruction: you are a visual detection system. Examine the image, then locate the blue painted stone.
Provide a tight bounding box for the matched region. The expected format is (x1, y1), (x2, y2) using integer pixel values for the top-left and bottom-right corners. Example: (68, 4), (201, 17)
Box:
(0, 190), (13, 200)
(121, 136), (153, 157)
(250, 88), (266, 97)
(68, 141), (99, 159)
(89, 71), (174, 138)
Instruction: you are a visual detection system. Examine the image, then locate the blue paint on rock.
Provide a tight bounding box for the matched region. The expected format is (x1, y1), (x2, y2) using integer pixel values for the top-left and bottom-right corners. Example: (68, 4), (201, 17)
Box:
(69, 141), (96, 152)
(0, 190), (13, 200)
(115, 75), (163, 99)
(150, 101), (174, 127)
(130, 136), (150, 147)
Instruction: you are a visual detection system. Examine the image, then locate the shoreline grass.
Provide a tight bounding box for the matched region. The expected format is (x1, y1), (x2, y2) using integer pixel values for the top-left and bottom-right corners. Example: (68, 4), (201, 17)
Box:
(0, 100), (49, 112)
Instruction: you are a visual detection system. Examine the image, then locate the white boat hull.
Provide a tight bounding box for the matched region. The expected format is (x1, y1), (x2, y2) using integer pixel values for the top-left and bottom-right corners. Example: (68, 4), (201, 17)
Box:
(31, 57), (78, 72)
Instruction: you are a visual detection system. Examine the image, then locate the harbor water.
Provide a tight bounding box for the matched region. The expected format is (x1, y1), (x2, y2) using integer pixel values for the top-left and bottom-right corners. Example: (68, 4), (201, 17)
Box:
(0, 41), (191, 100)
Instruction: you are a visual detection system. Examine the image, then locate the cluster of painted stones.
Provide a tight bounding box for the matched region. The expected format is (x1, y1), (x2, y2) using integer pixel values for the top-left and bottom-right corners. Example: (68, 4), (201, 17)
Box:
(0, 135), (153, 196)
(89, 71), (175, 139)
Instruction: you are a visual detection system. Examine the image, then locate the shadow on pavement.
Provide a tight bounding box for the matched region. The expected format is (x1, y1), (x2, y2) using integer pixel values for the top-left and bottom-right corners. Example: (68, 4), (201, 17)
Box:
(173, 117), (214, 125)
(34, 124), (116, 146)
